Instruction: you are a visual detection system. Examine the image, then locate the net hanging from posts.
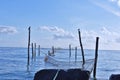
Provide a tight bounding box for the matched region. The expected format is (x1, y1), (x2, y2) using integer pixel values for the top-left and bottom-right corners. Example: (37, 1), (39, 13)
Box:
(41, 47), (95, 73)
(45, 55), (95, 73)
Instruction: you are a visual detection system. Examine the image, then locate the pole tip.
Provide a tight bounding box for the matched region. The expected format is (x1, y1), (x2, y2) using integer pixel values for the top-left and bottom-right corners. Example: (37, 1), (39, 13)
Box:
(28, 26), (31, 30)
(96, 37), (99, 39)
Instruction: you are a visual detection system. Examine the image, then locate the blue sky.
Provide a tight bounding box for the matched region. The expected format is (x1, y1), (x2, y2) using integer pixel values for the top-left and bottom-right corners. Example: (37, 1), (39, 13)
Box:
(0, 0), (120, 50)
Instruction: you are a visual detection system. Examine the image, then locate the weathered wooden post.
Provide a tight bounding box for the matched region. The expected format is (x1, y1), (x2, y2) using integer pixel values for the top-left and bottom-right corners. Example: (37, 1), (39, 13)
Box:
(31, 43), (34, 59)
(38, 45), (40, 56)
(93, 37), (99, 79)
(69, 44), (71, 62)
(52, 46), (54, 55)
(34, 43), (36, 60)
(27, 27), (31, 66)
(78, 29), (85, 65)
(69, 44), (71, 58)
(75, 47), (77, 63)
(35, 43), (36, 55)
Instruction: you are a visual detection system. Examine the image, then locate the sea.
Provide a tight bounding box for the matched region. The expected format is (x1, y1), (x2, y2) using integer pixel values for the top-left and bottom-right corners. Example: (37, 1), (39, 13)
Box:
(0, 47), (120, 80)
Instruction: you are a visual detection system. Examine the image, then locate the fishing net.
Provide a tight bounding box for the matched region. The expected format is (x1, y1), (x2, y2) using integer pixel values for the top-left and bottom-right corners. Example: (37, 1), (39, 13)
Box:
(45, 55), (94, 72)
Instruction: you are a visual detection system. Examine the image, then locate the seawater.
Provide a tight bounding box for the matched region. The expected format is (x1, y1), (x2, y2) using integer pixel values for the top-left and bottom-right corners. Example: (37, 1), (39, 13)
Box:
(0, 47), (120, 80)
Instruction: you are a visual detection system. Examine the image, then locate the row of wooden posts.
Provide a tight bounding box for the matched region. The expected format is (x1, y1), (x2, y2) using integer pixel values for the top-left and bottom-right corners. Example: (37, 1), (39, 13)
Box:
(31, 43), (41, 59)
(69, 44), (78, 63)
(27, 27), (79, 66)
(27, 27), (99, 79)
(28, 42), (78, 64)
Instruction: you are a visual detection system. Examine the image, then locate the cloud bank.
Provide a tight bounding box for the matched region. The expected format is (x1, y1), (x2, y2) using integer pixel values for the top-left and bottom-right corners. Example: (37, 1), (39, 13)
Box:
(39, 26), (75, 40)
(39, 26), (120, 50)
(78, 27), (120, 50)
(40, 26), (120, 44)
(81, 27), (120, 44)
(0, 25), (17, 34)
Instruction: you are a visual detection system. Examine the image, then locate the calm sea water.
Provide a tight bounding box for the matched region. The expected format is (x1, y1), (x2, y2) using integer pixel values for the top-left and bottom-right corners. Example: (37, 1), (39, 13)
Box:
(0, 47), (120, 80)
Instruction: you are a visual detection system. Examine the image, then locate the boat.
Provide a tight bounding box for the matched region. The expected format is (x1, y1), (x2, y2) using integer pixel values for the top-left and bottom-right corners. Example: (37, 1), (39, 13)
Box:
(34, 55), (95, 80)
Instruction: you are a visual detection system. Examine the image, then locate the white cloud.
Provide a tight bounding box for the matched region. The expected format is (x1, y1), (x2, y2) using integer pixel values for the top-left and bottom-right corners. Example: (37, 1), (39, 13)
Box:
(53, 32), (75, 40)
(40, 26), (65, 33)
(39, 26), (120, 50)
(91, 0), (120, 16)
(79, 27), (120, 50)
(100, 27), (112, 35)
(100, 27), (117, 42)
(118, 0), (120, 7)
(109, 0), (120, 7)
(99, 27), (114, 43)
(39, 26), (75, 39)
(81, 30), (98, 42)
(0, 26), (17, 34)
(109, 0), (117, 2)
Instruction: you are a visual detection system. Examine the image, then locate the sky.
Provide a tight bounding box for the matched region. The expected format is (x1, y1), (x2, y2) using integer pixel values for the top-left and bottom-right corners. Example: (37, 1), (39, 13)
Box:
(0, 0), (120, 50)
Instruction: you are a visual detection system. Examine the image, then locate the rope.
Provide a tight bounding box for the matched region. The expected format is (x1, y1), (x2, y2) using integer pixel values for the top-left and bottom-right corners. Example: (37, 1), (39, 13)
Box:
(40, 50), (47, 55)
(53, 69), (60, 80)
(84, 59), (95, 73)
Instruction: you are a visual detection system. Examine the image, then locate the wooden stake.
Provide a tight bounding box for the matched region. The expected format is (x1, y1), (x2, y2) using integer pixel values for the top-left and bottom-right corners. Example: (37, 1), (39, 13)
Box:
(27, 27), (31, 66)
(69, 44), (71, 58)
(68, 44), (71, 63)
(34, 43), (36, 58)
(93, 37), (99, 79)
(75, 47), (77, 63)
(52, 46), (54, 55)
(31, 43), (34, 59)
(38, 45), (40, 56)
(78, 29), (85, 65)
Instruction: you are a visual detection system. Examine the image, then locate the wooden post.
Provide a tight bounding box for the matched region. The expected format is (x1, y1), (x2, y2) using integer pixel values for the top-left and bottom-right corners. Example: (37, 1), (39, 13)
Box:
(27, 27), (31, 66)
(78, 29), (85, 65)
(34, 43), (36, 59)
(31, 43), (34, 59)
(75, 47), (77, 63)
(69, 44), (71, 63)
(52, 46), (54, 55)
(69, 44), (71, 58)
(38, 45), (40, 56)
(93, 37), (99, 79)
